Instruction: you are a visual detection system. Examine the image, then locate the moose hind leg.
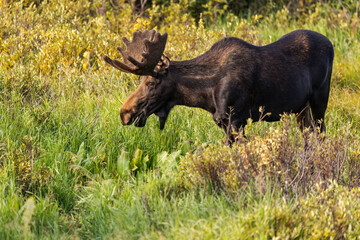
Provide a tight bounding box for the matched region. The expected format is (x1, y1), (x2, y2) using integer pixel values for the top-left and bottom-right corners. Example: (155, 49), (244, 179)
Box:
(309, 64), (331, 133)
(296, 104), (313, 132)
(309, 90), (329, 133)
(296, 104), (314, 149)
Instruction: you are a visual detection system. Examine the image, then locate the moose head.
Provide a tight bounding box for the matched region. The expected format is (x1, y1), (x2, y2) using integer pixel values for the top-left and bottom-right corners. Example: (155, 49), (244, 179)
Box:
(104, 29), (334, 145)
(103, 30), (173, 130)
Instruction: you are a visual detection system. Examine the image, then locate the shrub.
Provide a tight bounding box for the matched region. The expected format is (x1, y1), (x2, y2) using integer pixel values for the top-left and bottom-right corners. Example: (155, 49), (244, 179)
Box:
(179, 116), (360, 198)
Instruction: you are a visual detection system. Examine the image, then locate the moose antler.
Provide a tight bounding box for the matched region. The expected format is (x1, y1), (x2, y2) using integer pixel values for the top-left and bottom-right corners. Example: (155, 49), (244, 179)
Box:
(103, 29), (168, 76)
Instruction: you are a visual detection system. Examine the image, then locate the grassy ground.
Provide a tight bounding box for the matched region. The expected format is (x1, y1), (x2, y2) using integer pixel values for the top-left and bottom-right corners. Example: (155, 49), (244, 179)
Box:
(1, 0), (360, 239)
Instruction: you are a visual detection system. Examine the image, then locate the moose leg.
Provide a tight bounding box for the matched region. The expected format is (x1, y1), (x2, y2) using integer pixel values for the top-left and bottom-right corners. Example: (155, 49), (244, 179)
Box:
(296, 104), (313, 132)
(309, 68), (331, 133)
(213, 111), (228, 129)
(212, 94), (232, 143)
(212, 113), (242, 146)
(225, 123), (235, 146)
(309, 89), (329, 134)
(214, 113), (245, 146)
(212, 112), (230, 142)
(212, 77), (248, 145)
(211, 75), (237, 129)
(296, 105), (313, 148)
(225, 119), (246, 146)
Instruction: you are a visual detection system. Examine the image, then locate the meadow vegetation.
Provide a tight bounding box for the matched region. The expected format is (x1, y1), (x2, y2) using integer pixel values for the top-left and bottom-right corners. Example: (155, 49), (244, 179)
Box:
(0, 0), (360, 239)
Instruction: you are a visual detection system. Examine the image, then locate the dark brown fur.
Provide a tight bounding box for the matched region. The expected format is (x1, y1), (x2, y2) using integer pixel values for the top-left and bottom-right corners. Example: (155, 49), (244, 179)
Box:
(107, 29), (334, 145)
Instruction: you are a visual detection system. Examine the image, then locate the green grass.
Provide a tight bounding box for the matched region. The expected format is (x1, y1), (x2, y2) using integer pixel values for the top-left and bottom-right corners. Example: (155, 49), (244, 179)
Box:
(1, 0), (360, 239)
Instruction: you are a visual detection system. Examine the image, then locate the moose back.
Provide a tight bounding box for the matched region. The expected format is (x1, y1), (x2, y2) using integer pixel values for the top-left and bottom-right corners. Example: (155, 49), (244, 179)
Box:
(103, 29), (334, 145)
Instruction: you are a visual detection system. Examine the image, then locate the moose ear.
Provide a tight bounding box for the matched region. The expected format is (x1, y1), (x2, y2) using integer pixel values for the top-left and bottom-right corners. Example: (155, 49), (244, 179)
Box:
(155, 55), (170, 73)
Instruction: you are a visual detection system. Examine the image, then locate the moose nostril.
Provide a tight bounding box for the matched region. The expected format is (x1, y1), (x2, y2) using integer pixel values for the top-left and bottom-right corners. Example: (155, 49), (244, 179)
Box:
(120, 111), (132, 125)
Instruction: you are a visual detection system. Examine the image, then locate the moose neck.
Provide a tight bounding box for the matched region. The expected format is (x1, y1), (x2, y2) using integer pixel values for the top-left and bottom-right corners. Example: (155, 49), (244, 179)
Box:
(168, 60), (220, 114)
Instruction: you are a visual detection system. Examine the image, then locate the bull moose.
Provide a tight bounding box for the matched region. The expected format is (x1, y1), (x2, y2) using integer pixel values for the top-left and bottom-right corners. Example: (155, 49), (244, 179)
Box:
(103, 29), (334, 145)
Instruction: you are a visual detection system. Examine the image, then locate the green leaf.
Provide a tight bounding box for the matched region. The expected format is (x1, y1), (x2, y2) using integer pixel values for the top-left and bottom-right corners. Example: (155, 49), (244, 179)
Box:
(117, 149), (130, 175)
(76, 142), (85, 164)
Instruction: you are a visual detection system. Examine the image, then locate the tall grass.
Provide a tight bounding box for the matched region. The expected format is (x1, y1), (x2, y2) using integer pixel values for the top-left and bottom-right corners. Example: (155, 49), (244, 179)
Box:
(1, 0), (360, 238)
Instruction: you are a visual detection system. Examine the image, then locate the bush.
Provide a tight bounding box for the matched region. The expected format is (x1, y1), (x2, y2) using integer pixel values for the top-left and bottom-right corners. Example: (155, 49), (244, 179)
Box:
(180, 116), (360, 198)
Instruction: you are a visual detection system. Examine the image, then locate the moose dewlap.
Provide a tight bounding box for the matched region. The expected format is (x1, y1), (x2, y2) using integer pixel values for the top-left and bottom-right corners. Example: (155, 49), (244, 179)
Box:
(103, 29), (334, 145)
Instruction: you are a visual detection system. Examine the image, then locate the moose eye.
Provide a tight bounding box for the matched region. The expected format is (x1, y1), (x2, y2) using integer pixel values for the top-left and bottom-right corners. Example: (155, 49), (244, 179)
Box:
(147, 81), (156, 87)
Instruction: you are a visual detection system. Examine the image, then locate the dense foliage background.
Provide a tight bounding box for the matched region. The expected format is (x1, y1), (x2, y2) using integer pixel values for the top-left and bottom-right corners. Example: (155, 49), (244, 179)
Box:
(0, 0), (360, 239)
